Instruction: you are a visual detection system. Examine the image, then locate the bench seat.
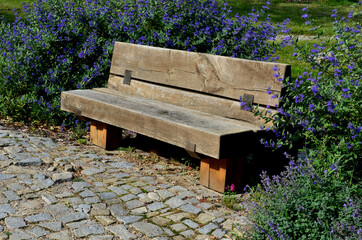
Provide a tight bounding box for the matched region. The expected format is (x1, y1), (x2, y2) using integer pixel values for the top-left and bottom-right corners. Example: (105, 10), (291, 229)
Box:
(62, 88), (259, 159)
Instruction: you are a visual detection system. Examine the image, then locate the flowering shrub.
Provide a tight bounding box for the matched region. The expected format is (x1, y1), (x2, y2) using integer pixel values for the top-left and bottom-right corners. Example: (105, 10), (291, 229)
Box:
(0, 0), (289, 126)
(244, 7), (361, 239)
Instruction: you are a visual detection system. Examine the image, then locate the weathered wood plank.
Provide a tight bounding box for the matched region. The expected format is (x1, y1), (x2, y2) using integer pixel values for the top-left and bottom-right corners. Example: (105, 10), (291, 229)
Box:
(105, 75), (266, 125)
(90, 121), (122, 150)
(110, 42), (290, 106)
(61, 90), (259, 158)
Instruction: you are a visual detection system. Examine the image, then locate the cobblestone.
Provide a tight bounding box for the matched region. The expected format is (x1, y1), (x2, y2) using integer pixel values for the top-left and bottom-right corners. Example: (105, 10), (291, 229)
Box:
(0, 124), (245, 239)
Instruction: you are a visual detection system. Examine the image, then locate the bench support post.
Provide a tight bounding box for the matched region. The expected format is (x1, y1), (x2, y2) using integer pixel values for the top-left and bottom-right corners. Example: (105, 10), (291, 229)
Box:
(200, 157), (243, 193)
(90, 121), (122, 150)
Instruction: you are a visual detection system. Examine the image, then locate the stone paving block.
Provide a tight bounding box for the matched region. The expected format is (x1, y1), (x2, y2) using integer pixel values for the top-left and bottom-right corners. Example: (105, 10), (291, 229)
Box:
(66, 220), (95, 229)
(196, 213), (215, 224)
(170, 223), (188, 232)
(147, 192), (160, 201)
(48, 230), (73, 240)
(165, 212), (190, 222)
(156, 189), (175, 200)
(88, 235), (114, 240)
(0, 174), (15, 181)
(90, 203), (110, 216)
(113, 172), (130, 179)
(162, 227), (175, 237)
(74, 204), (91, 213)
(125, 199), (144, 209)
(80, 189), (96, 198)
(15, 157), (43, 166)
(151, 216), (171, 226)
(58, 212), (87, 224)
(38, 221), (63, 231)
(180, 229), (195, 238)
(183, 219), (199, 229)
(35, 178), (54, 189)
(0, 212), (8, 219)
(7, 183), (24, 191)
(84, 196), (101, 204)
(95, 215), (116, 226)
(74, 224), (106, 238)
(72, 182), (92, 191)
(52, 172), (73, 183)
(168, 186), (187, 193)
(82, 168), (105, 176)
(108, 185), (128, 195)
(131, 206), (148, 215)
(212, 217), (225, 224)
(109, 204), (129, 218)
(180, 204), (202, 214)
(116, 215), (143, 225)
(98, 191), (117, 200)
(121, 194), (138, 202)
(28, 226), (50, 237)
(197, 202), (213, 210)
(132, 222), (164, 237)
(42, 194), (58, 204)
(129, 187), (142, 194)
(147, 202), (166, 211)
(109, 161), (135, 169)
(2, 190), (20, 201)
(0, 225), (3, 232)
(165, 197), (187, 209)
(107, 224), (137, 240)
(25, 212), (53, 222)
(8, 229), (32, 240)
(194, 235), (211, 240)
(197, 222), (218, 234)
(65, 197), (83, 205)
(5, 217), (27, 229)
(212, 228), (227, 238)
(0, 203), (17, 214)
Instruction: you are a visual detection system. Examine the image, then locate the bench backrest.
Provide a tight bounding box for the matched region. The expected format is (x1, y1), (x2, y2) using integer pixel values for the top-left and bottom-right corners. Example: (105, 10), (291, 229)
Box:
(107, 42), (290, 125)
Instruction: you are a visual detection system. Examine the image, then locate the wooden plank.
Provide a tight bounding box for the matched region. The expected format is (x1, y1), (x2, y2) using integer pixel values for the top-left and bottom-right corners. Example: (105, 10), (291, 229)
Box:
(61, 90), (259, 158)
(200, 159), (211, 188)
(110, 42), (291, 106)
(105, 75), (267, 125)
(90, 121), (122, 150)
(209, 158), (228, 193)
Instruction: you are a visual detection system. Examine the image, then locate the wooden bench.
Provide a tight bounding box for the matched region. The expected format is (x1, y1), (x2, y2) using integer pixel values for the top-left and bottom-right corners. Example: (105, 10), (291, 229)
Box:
(61, 42), (291, 192)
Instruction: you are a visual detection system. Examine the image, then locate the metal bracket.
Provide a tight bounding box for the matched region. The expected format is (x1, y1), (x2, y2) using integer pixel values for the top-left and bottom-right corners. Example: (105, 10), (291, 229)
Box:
(241, 94), (254, 110)
(123, 70), (132, 85)
(185, 141), (200, 159)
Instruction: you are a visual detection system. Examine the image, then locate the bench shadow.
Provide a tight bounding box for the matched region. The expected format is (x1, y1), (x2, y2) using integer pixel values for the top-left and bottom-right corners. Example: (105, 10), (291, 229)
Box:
(117, 131), (290, 192)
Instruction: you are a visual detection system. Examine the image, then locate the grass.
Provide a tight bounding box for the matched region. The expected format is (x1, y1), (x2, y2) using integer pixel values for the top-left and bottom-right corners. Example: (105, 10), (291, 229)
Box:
(0, 0), (33, 22)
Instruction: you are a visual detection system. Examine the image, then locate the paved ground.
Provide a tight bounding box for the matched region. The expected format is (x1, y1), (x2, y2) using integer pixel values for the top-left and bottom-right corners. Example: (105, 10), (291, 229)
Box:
(0, 123), (247, 239)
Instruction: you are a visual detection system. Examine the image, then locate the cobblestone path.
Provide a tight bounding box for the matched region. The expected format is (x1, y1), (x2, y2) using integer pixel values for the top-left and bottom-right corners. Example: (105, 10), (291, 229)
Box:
(0, 123), (247, 239)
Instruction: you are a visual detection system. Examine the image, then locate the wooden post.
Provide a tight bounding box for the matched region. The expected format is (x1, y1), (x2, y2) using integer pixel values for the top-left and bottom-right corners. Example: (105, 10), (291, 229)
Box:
(200, 157), (243, 193)
(90, 121), (122, 150)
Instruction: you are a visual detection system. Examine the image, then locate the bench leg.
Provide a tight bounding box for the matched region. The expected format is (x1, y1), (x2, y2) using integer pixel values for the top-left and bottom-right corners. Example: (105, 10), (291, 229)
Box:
(90, 121), (122, 150)
(200, 157), (243, 193)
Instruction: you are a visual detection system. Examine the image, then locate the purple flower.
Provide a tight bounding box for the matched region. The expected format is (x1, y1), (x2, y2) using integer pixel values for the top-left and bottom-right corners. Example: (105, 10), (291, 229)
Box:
(302, 14), (308, 19)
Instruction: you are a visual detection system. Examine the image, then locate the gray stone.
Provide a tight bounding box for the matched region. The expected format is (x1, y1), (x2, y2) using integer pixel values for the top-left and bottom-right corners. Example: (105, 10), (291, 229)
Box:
(147, 202), (166, 211)
(157, 189), (175, 200)
(0, 154), (9, 161)
(0, 212), (8, 219)
(197, 202), (213, 210)
(180, 204), (202, 214)
(35, 178), (54, 189)
(125, 200), (144, 209)
(28, 226), (50, 237)
(0, 225), (3, 232)
(151, 216), (171, 226)
(15, 157), (42, 166)
(196, 213), (215, 224)
(72, 182), (92, 191)
(66, 220), (95, 229)
(197, 223), (218, 234)
(88, 236), (114, 240)
(113, 172), (130, 178)
(5, 217), (27, 229)
(120, 194), (137, 201)
(65, 197), (83, 205)
(0, 174), (15, 180)
(84, 196), (101, 204)
(33, 174), (46, 180)
(147, 192), (160, 201)
(170, 223), (188, 232)
(165, 212), (190, 222)
(183, 219), (199, 229)
(2, 190), (21, 201)
(129, 187), (142, 194)
(109, 204), (129, 218)
(169, 185), (188, 193)
(131, 206), (148, 215)
(165, 197), (187, 208)
(58, 212), (87, 223)
(8, 229), (32, 240)
(74, 204), (91, 213)
(116, 215), (143, 225)
(39, 221), (63, 231)
(42, 195), (58, 204)
(110, 161), (135, 169)
(95, 215), (116, 226)
(48, 230), (73, 240)
(106, 224), (137, 240)
(212, 217), (225, 224)
(180, 230), (195, 238)
(212, 228), (226, 238)
(132, 222), (164, 237)
(80, 189), (96, 198)
(82, 168), (105, 175)
(162, 227), (175, 237)
(74, 224), (105, 238)
(52, 172), (73, 183)
(7, 183), (25, 191)
(98, 191), (117, 200)
(25, 212), (53, 223)
(194, 235), (211, 240)
(108, 186), (128, 195)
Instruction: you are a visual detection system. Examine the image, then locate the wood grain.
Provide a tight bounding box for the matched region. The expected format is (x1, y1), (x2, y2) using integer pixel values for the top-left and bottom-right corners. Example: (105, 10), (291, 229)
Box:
(90, 121), (122, 150)
(110, 42), (290, 106)
(61, 90), (259, 158)
(106, 75), (268, 125)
